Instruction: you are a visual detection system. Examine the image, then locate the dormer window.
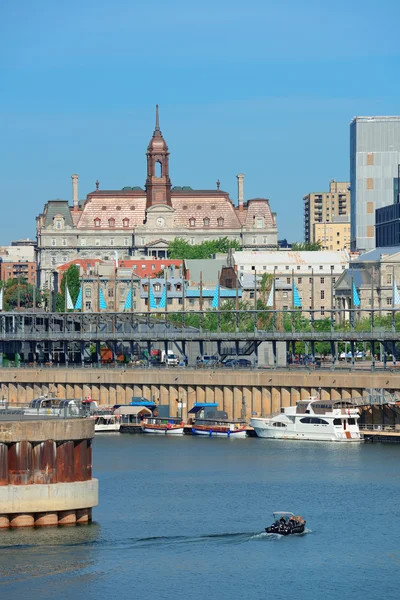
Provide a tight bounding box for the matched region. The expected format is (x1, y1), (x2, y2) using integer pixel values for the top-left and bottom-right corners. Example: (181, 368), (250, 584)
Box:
(94, 218), (101, 228)
(203, 217), (210, 226)
(189, 217), (196, 227)
(54, 217), (64, 230)
(217, 217), (224, 226)
(108, 218), (115, 227)
(123, 218), (129, 227)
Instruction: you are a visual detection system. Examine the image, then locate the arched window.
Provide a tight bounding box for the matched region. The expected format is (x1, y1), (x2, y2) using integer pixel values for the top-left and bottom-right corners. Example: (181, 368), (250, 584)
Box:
(108, 218), (115, 227)
(155, 161), (162, 177)
(217, 217), (224, 226)
(203, 217), (210, 227)
(123, 218), (129, 227)
(189, 217), (196, 227)
(94, 218), (101, 228)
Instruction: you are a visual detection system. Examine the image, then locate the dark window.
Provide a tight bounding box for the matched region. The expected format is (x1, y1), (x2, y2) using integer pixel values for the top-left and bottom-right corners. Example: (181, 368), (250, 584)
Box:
(333, 419), (342, 426)
(272, 422), (286, 427)
(348, 418), (356, 425)
(300, 417), (329, 425)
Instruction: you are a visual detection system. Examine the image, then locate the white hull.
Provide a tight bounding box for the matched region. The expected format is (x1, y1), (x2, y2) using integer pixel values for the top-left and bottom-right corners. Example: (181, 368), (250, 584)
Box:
(252, 427), (361, 442)
(142, 426), (184, 435)
(95, 423), (121, 433)
(251, 415), (362, 443)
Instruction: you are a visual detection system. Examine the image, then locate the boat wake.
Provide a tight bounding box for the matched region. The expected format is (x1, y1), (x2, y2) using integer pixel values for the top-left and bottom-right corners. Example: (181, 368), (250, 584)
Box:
(131, 530), (309, 547)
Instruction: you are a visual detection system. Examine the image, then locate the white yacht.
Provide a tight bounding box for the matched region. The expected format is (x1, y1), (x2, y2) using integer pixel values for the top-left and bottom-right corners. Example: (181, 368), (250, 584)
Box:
(250, 397), (361, 442)
(94, 414), (120, 433)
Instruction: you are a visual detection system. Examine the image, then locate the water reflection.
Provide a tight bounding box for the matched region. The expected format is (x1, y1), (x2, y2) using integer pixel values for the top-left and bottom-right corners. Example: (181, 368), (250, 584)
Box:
(0, 523), (101, 585)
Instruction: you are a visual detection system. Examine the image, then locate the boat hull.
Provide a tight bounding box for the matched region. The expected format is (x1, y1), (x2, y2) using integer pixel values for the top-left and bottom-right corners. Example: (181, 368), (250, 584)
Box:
(95, 424), (121, 433)
(192, 426), (247, 438)
(265, 525), (305, 535)
(251, 426), (361, 442)
(141, 425), (184, 435)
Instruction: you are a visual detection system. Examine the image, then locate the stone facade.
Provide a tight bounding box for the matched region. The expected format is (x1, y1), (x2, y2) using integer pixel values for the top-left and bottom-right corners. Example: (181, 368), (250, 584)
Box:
(233, 250), (349, 318)
(36, 107), (278, 289)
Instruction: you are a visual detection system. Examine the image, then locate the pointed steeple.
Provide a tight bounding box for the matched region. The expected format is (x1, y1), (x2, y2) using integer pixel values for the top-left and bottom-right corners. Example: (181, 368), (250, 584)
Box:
(145, 104), (172, 209)
(155, 104), (160, 133)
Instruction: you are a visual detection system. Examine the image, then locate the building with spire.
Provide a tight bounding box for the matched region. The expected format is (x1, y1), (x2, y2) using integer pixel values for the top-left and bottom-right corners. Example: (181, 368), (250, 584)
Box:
(36, 106), (278, 288)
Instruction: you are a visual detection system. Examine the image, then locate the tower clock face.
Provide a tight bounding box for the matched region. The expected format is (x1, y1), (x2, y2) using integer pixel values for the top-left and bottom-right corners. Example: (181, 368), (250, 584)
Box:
(156, 217), (165, 227)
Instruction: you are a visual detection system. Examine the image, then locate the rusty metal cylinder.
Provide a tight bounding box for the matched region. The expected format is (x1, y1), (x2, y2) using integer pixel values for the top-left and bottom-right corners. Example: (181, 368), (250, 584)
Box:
(32, 440), (57, 484)
(35, 512), (58, 527)
(10, 513), (35, 527)
(56, 440), (74, 482)
(8, 441), (33, 485)
(58, 510), (76, 526)
(74, 440), (88, 482)
(86, 440), (92, 480)
(0, 443), (8, 486)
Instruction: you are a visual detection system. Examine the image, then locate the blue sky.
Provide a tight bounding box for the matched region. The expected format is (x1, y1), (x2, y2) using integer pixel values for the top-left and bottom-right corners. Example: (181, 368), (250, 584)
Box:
(1, 0), (400, 244)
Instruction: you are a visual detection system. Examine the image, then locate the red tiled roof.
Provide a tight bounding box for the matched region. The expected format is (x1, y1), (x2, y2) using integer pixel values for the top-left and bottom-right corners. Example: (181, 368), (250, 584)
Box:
(71, 191), (275, 232)
(118, 259), (182, 277)
(57, 258), (104, 272)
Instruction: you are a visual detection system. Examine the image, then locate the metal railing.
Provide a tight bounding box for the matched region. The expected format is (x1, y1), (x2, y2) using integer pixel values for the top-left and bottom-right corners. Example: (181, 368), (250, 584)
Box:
(0, 400), (90, 419)
(359, 424), (400, 433)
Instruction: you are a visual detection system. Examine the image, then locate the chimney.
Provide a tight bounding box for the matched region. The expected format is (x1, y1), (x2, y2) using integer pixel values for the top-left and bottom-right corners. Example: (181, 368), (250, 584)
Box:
(72, 174), (79, 211)
(237, 173), (244, 211)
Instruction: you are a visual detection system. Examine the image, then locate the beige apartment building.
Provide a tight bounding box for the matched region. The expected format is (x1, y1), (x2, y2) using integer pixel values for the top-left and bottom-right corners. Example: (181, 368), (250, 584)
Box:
(304, 180), (350, 245)
(233, 250), (349, 318)
(313, 215), (351, 251)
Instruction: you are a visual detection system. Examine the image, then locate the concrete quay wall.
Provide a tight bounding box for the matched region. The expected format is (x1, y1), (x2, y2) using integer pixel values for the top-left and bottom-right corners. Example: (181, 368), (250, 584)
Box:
(1, 367), (399, 421)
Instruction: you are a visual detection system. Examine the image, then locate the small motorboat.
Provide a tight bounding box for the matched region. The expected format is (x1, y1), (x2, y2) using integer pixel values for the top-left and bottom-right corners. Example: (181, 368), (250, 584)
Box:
(265, 512), (306, 535)
(141, 418), (184, 435)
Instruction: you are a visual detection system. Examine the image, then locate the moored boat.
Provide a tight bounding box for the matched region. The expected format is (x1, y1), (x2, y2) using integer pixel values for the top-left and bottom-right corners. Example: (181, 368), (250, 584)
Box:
(141, 418), (184, 435)
(188, 402), (247, 438)
(191, 422), (247, 437)
(94, 414), (121, 432)
(250, 397), (361, 442)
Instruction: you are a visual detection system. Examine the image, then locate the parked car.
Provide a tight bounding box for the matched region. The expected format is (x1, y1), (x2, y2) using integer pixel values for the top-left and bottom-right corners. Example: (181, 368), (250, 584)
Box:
(339, 351), (364, 360)
(223, 358), (252, 368)
(196, 355), (220, 367)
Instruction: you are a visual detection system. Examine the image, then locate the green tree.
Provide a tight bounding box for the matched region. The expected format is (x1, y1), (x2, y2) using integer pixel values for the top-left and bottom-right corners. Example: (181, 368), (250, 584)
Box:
(56, 265), (81, 312)
(291, 241), (322, 251)
(2, 278), (41, 311)
(168, 237), (241, 260)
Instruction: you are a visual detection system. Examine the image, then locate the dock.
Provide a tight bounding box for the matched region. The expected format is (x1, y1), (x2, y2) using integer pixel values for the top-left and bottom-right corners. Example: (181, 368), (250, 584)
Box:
(360, 425), (400, 443)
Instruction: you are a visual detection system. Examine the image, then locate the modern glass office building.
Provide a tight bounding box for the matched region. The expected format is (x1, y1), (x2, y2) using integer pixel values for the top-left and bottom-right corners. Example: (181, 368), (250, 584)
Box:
(350, 116), (400, 252)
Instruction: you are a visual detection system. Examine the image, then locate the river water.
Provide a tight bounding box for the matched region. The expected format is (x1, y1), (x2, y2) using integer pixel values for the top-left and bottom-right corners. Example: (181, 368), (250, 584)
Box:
(0, 435), (399, 600)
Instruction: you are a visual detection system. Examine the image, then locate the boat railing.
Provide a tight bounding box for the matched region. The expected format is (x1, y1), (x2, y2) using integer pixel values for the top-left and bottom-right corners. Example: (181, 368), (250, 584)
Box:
(195, 418), (246, 425)
(145, 416), (183, 425)
(359, 423), (400, 432)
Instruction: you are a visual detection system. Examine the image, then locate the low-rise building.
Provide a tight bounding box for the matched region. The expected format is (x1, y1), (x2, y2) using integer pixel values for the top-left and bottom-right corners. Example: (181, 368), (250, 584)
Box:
(334, 246), (400, 317)
(0, 260), (37, 285)
(233, 250), (349, 317)
(313, 215), (351, 251)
